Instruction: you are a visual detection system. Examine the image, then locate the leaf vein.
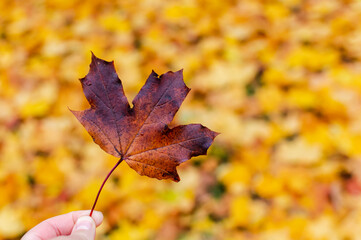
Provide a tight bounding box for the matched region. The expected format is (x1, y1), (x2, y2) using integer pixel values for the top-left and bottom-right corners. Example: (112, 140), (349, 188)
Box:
(81, 113), (120, 157)
(126, 136), (206, 158)
(125, 158), (175, 175)
(88, 87), (112, 110)
(124, 79), (175, 155)
(93, 61), (123, 155)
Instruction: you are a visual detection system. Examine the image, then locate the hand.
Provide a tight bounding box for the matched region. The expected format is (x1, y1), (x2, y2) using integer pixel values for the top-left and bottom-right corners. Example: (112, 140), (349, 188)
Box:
(21, 210), (103, 240)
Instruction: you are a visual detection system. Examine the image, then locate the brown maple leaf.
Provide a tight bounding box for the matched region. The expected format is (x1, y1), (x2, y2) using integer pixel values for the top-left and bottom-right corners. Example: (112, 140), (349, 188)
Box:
(70, 53), (218, 215)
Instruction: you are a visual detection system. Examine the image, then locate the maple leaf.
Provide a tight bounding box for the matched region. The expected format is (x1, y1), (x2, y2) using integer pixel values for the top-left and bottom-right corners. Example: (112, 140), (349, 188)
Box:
(70, 53), (218, 215)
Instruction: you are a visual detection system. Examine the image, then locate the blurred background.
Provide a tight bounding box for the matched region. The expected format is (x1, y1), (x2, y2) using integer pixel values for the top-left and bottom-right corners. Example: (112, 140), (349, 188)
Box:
(1, 0), (361, 239)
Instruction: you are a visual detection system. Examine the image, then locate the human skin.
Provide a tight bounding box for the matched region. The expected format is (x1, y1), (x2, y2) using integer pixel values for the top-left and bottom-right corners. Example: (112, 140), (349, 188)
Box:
(21, 210), (103, 240)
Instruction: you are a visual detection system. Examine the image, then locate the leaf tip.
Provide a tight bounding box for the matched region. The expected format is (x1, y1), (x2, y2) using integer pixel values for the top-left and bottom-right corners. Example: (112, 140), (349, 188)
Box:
(168, 172), (180, 182)
(151, 70), (159, 77)
(91, 51), (99, 62)
(68, 107), (80, 115)
(68, 106), (76, 113)
(90, 52), (114, 66)
(170, 171), (181, 182)
(90, 51), (100, 64)
(213, 130), (220, 138)
(68, 107), (81, 119)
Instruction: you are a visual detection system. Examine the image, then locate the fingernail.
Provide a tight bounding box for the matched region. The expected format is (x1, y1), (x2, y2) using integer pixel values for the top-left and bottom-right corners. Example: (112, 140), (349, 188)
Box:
(91, 211), (103, 221)
(74, 216), (93, 230)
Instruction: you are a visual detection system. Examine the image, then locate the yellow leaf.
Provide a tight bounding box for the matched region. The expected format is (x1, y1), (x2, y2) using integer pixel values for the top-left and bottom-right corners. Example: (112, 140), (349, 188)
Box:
(0, 206), (24, 238)
(255, 174), (284, 198)
(275, 138), (322, 165)
(230, 196), (250, 227)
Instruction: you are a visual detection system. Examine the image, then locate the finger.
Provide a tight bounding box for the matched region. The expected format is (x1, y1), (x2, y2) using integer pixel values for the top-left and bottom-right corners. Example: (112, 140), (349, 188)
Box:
(21, 210), (103, 240)
(71, 216), (96, 240)
(50, 216), (96, 240)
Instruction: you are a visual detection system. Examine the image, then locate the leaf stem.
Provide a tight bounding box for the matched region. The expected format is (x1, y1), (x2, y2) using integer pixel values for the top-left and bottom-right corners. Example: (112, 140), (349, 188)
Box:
(89, 158), (123, 217)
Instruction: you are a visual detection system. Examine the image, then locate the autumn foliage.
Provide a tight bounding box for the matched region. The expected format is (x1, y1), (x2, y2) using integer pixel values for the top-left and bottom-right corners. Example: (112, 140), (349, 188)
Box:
(71, 54), (217, 183)
(2, 0), (361, 240)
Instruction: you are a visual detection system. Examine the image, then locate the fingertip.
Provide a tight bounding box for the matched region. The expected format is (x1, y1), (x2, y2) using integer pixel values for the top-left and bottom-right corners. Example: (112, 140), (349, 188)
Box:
(71, 216), (96, 239)
(90, 211), (103, 227)
(75, 216), (94, 230)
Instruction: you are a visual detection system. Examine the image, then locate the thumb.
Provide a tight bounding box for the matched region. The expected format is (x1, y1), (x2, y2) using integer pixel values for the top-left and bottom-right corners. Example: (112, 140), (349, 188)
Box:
(69, 216), (96, 240)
